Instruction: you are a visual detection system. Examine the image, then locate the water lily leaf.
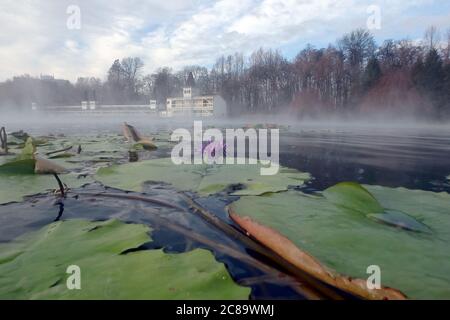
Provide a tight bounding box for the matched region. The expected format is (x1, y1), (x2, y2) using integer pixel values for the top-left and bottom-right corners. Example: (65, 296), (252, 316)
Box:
(0, 219), (250, 299)
(6, 135), (25, 146)
(0, 141), (67, 175)
(368, 210), (432, 234)
(0, 159), (36, 175)
(48, 152), (75, 159)
(323, 182), (383, 214)
(229, 186), (450, 299)
(0, 173), (91, 204)
(95, 158), (310, 196)
(34, 134), (130, 169)
(15, 137), (36, 161)
(134, 139), (157, 151)
(0, 153), (15, 165)
(10, 130), (29, 141)
(198, 166), (309, 196)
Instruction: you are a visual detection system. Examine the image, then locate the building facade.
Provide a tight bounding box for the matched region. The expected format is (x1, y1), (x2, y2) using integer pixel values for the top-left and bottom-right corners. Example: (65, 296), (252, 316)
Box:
(165, 87), (227, 117)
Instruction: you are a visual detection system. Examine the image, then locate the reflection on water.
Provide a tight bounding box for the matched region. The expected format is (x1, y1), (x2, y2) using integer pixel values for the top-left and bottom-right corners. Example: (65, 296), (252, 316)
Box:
(280, 129), (450, 192)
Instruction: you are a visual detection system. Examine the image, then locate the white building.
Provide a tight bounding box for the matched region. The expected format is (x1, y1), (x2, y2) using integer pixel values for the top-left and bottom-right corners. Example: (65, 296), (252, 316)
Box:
(165, 87), (227, 117)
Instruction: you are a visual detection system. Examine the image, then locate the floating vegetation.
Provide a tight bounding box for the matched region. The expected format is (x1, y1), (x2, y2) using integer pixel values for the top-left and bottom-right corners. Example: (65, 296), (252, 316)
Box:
(368, 210), (432, 234)
(0, 137), (66, 174)
(229, 183), (450, 299)
(0, 173), (92, 204)
(0, 126), (172, 204)
(95, 157), (310, 196)
(323, 182), (383, 214)
(0, 219), (250, 299)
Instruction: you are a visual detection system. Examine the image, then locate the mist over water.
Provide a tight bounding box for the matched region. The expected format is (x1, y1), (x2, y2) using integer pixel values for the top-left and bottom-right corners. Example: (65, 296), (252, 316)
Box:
(2, 110), (449, 194)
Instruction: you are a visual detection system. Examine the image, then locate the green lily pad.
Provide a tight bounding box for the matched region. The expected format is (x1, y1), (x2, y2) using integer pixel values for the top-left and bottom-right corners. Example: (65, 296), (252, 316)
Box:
(14, 137), (36, 161)
(48, 152), (75, 159)
(0, 153), (16, 166)
(0, 173), (92, 204)
(368, 210), (432, 234)
(0, 138), (38, 174)
(0, 219), (250, 299)
(10, 130), (30, 141)
(31, 134), (128, 170)
(230, 186), (450, 299)
(95, 158), (310, 196)
(132, 140), (157, 151)
(6, 135), (25, 146)
(0, 159), (36, 175)
(323, 182), (383, 214)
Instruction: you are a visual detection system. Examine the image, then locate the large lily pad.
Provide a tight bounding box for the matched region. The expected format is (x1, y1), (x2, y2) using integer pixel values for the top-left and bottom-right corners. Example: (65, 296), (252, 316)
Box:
(229, 186), (450, 299)
(0, 159), (36, 175)
(0, 219), (250, 299)
(36, 134), (129, 167)
(0, 136), (67, 174)
(0, 173), (92, 204)
(0, 133), (145, 204)
(95, 158), (310, 196)
(323, 182), (383, 214)
(0, 153), (16, 166)
(368, 210), (432, 234)
(14, 137), (35, 161)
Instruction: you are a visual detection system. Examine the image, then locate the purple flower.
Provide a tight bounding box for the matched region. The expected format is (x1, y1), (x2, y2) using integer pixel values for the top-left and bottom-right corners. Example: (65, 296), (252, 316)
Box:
(200, 139), (227, 160)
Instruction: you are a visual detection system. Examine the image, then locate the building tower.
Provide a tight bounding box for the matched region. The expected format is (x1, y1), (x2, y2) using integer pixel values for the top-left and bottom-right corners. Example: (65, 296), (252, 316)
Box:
(183, 72), (196, 99)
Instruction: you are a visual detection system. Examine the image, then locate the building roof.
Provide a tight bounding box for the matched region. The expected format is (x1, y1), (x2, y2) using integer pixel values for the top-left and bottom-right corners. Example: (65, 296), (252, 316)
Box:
(186, 72), (195, 87)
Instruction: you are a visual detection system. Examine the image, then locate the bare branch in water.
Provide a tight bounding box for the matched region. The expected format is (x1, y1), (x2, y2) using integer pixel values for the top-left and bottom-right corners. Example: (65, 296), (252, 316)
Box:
(74, 190), (322, 299)
(181, 193), (349, 300)
(75, 192), (186, 211)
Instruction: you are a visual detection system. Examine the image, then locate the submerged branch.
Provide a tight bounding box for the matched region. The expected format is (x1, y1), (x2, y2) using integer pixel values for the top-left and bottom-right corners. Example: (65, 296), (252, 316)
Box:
(140, 209), (321, 299)
(181, 193), (350, 300)
(72, 190), (330, 298)
(67, 189), (354, 299)
(75, 192), (186, 211)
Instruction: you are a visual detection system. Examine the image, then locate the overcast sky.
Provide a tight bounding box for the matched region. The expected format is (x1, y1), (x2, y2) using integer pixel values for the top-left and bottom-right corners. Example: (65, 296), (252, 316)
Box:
(0, 0), (448, 81)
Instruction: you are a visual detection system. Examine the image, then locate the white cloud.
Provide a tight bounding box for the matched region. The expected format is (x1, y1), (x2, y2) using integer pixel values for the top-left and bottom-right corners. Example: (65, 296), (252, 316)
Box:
(0, 0), (445, 82)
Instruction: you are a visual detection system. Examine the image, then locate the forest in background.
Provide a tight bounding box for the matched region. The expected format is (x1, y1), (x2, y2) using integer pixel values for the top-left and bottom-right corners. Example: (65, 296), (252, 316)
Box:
(1, 27), (449, 120)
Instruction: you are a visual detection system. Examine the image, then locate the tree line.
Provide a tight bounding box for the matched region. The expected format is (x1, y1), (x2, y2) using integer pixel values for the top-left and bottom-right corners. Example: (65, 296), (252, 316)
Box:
(1, 26), (449, 120)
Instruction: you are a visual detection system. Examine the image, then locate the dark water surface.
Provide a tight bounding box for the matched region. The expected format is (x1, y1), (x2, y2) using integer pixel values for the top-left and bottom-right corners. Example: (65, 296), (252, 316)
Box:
(280, 128), (450, 193)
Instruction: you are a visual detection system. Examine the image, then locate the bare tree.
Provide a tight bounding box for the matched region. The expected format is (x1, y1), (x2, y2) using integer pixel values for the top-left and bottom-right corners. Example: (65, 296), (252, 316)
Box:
(445, 28), (450, 62)
(424, 25), (440, 50)
(121, 57), (144, 98)
(338, 29), (376, 69)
